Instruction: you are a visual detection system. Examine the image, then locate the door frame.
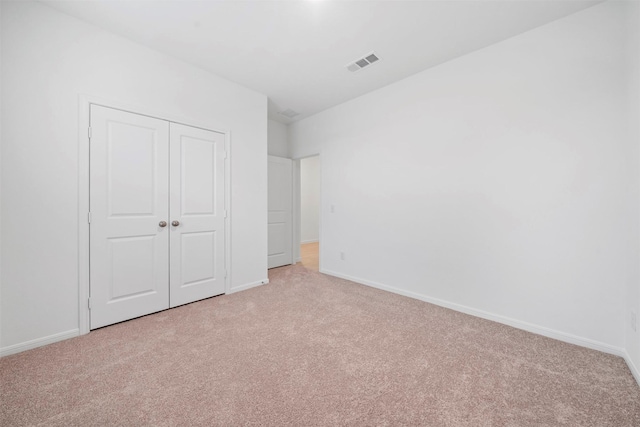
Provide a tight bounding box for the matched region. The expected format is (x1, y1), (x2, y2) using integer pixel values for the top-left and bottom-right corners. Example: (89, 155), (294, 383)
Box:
(77, 94), (232, 335)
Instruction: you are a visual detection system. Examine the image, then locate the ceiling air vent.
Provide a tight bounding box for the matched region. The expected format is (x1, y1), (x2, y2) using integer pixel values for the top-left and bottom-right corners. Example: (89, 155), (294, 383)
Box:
(346, 52), (381, 73)
(279, 109), (300, 119)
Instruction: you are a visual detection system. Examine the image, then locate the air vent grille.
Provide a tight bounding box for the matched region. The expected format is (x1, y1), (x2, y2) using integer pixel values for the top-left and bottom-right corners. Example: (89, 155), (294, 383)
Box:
(346, 52), (381, 73)
(365, 54), (379, 64)
(279, 109), (300, 119)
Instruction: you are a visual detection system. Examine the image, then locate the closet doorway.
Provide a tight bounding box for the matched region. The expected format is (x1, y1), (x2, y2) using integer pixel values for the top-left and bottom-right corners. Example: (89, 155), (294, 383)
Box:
(88, 104), (228, 329)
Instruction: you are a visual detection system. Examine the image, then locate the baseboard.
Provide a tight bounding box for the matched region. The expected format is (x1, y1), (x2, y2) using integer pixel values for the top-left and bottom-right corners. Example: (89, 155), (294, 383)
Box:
(228, 278), (269, 294)
(295, 257), (302, 263)
(623, 351), (640, 386)
(321, 269), (626, 358)
(301, 239), (319, 244)
(1, 329), (80, 358)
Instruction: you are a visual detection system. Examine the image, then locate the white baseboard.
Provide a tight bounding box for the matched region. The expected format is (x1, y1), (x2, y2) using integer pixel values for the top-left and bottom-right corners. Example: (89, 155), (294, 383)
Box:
(228, 278), (269, 294)
(1, 329), (80, 358)
(1, 279), (271, 357)
(623, 351), (640, 386)
(321, 269), (626, 358)
(301, 239), (319, 244)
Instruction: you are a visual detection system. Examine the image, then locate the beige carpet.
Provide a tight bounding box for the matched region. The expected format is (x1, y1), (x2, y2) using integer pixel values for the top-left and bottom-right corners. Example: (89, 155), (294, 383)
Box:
(1, 264), (639, 426)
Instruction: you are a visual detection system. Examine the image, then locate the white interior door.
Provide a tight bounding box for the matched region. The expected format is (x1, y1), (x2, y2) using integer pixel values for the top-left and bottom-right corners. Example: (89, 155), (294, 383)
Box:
(268, 156), (293, 268)
(169, 123), (226, 307)
(90, 106), (228, 329)
(89, 105), (170, 329)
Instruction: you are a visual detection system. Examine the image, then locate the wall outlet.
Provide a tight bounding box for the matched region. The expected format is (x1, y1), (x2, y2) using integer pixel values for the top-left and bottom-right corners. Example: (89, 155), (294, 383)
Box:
(331, 204), (335, 214)
(632, 311), (637, 332)
(340, 251), (345, 261)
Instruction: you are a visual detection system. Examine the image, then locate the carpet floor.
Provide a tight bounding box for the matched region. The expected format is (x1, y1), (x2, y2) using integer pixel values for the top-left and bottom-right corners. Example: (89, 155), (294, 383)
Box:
(1, 264), (639, 426)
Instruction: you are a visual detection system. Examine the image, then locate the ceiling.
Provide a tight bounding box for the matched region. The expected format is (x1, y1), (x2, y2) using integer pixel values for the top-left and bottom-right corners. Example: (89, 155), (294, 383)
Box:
(41, 0), (601, 124)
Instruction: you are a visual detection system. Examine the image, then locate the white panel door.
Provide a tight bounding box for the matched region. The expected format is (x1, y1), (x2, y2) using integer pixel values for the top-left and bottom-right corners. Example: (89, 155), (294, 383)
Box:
(90, 105), (170, 329)
(268, 156), (293, 268)
(169, 123), (226, 307)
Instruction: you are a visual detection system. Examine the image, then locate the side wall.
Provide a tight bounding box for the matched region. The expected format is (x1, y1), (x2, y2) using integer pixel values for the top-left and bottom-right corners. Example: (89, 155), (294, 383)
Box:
(268, 119), (289, 158)
(1, 1), (268, 352)
(626, 0), (640, 382)
(290, 1), (632, 353)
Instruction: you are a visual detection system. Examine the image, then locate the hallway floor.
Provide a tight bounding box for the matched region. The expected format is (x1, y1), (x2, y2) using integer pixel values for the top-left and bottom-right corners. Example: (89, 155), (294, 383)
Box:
(300, 242), (319, 271)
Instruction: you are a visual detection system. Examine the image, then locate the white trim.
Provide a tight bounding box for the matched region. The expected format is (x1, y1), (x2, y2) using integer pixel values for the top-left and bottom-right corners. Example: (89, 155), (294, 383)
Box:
(291, 159), (296, 266)
(317, 154), (323, 272)
(224, 130), (232, 294)
(292, 159), (301, 267)
(301, 239), (319, 244)
(228, 279), (269, 294)
(78, 94), (232, 334)
(624, 351), (640, 386)
(80, 94), (230, 135)
(1, 329), (80, 358)
(78, 95), (91, 335)
(321, 269), (626, 357)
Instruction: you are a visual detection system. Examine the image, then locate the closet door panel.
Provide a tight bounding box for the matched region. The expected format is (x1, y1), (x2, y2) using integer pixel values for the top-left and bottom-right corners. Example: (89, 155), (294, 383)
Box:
(169, 123), (226, 307)
(89, 105), (170, 329)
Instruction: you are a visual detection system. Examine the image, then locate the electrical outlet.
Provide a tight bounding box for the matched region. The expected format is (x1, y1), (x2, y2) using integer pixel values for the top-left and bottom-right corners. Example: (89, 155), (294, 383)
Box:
(632, 311), (637, 332)
(331, 204), (335, 214)
(340, 251), (345, 261)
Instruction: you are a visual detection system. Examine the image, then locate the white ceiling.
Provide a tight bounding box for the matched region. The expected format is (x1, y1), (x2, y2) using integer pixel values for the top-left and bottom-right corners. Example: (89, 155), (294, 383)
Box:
(41, 0), (601, 124)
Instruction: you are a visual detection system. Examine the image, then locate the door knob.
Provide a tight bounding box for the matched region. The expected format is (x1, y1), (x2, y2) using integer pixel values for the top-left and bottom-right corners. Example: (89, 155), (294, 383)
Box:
(172, 220), (180, 227)
(159, 221), (167, 227)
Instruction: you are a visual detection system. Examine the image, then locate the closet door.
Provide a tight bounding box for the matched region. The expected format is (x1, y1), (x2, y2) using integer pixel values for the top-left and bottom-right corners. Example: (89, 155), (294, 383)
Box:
(169, 123), (227, 307)
(89, 105), (170, 329)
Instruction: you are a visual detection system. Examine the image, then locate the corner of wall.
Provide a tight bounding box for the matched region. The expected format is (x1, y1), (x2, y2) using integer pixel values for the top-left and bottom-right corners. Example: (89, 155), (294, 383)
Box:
(625, 0), (640, 383)
(267, 119), (290, 158)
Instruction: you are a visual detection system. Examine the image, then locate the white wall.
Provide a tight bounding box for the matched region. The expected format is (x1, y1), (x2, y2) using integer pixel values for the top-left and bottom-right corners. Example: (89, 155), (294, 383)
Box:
(290, 1), (634, 354)
(300, 156), (320, 243)
(0, 1), (3, 349)
(625, 0), (640, 381)
(0, 1), (268, 353)
(268, 119), (289, 158)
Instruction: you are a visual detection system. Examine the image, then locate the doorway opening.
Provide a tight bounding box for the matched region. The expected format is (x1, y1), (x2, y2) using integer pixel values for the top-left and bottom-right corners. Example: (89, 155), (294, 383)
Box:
(298, 155), (320, 271)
